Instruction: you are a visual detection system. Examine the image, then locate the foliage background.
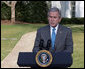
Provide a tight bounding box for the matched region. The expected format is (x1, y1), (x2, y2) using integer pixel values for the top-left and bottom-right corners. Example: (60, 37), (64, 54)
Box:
(1, 1), (84, 24)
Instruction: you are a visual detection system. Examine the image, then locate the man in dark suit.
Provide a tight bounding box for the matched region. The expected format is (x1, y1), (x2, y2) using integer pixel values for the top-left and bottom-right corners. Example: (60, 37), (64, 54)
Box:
(32, 7), (73, 54)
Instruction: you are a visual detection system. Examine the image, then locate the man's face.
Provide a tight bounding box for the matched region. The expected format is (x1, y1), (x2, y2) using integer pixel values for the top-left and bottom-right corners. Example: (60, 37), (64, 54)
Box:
(48, 11), (61, 27)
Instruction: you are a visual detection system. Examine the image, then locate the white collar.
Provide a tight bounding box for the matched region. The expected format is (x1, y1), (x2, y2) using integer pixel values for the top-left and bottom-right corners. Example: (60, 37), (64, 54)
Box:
(50, 24), (59, 30)
(50, 24), (59, 35)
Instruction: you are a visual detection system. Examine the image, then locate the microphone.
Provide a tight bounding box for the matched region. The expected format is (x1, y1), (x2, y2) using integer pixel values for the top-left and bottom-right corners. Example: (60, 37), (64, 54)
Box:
(39, 39), (44, 50)
(46, 39), (51, 50)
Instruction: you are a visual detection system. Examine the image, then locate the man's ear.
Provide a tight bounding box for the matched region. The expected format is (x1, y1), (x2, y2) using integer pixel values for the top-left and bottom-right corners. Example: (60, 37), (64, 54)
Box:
(59, 17), (62, 22)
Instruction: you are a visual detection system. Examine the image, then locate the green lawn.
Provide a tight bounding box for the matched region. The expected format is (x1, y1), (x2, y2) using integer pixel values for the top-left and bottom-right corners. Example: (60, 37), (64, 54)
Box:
(65, 24), (84, 68)
(1, 24), (84, 68)
(70, 33), (84, 68)
(1, 24), (46, 61)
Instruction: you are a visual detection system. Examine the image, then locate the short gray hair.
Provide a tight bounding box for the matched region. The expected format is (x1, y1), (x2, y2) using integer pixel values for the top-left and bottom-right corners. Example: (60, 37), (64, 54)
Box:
(48, 7), (61, 18)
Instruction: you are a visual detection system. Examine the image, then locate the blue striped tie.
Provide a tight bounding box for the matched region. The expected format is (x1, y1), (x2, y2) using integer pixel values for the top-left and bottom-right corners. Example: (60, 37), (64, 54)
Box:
(51, 28), (56, 50)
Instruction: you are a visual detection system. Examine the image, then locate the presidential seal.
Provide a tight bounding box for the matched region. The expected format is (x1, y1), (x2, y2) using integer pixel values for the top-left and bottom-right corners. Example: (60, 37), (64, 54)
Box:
(35, 50), (53, 67)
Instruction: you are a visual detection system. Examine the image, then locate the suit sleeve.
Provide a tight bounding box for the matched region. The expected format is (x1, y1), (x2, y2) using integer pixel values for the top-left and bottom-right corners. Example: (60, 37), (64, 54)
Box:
(32, 29), (41, 52)
(64, 28), (73, 54)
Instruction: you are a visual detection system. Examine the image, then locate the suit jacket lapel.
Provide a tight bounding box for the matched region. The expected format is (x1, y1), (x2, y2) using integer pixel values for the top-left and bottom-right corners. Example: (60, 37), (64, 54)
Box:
(47, 25), (51, 40)
(55, 24), (62, 47)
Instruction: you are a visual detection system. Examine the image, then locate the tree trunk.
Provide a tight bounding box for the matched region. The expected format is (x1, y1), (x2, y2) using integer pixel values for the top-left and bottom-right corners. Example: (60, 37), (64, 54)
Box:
(2, 1), (17, 24)
(11, 2), (16, 24)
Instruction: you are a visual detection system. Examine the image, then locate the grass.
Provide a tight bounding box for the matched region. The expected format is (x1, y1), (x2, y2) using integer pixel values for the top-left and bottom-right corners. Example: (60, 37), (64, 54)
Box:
(65, 24), (84, 68)
(70, 33), (84, 68)
(1, 24), (46, 61)
(1, 24), (84, 68)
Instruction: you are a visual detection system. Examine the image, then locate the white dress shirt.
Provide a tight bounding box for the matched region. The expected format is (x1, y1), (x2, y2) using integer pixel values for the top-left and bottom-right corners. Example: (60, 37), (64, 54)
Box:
(50, 24), (59, 38)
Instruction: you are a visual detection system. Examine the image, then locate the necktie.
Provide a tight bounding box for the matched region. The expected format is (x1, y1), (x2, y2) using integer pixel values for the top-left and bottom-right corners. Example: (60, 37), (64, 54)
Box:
(51, 28), (56, 50)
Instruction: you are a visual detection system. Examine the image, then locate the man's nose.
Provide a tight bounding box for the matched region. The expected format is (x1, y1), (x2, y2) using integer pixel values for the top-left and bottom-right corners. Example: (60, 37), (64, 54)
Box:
(51, 18), (54, 21)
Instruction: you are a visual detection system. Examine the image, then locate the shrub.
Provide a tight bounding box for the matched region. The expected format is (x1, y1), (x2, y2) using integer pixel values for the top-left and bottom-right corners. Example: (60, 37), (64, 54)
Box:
(15, 1), (26, 21)
(1, 3), (11, 20)
(15, 1), (48, 23)
(60, 18), (84, 24)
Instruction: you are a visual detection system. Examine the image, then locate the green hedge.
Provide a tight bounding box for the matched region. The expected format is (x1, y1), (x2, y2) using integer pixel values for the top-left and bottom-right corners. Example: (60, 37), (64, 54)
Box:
(1, 3), (11, 20)
(15, 1), (48, 23)
(15, 1), (26, 21)
(60, 18), (84, 24)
